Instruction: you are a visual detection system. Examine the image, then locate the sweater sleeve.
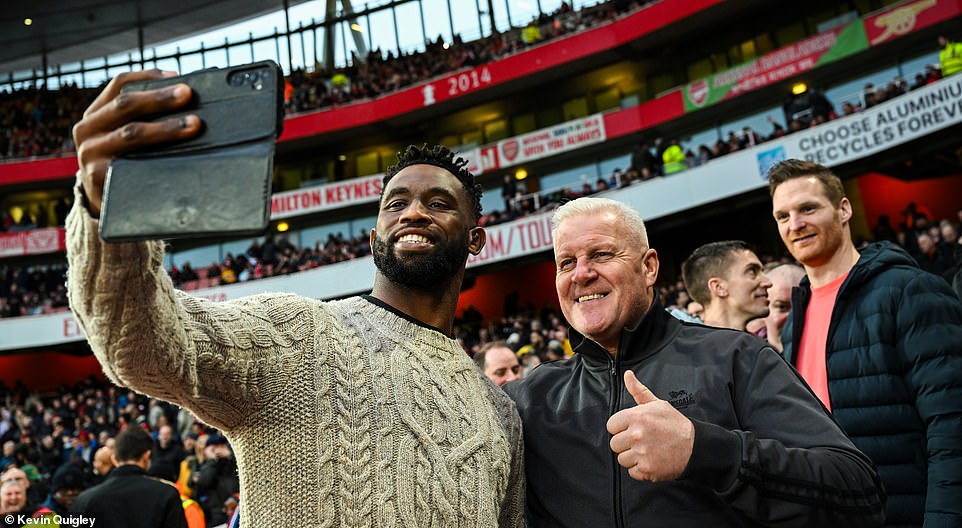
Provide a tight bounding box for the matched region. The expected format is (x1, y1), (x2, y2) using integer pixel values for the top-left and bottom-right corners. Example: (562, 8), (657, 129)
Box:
(479, 376), (526, 528)
(896, 272), (962, 526)
(498, 391), (526, 528)
(65, 186), (316, 431)
(681, 346), (885, 527)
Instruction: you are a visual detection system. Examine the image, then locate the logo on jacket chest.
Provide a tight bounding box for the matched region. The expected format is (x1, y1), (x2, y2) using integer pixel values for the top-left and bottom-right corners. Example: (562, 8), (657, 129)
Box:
(667, 389), (695, 410)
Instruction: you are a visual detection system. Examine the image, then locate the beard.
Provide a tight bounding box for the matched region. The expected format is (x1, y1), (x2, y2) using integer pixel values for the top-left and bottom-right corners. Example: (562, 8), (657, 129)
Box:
(372, 229), (470, 290)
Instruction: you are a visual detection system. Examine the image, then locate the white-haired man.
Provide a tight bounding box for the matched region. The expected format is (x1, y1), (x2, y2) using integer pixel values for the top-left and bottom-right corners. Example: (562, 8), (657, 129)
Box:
(504, 196), (884, 527)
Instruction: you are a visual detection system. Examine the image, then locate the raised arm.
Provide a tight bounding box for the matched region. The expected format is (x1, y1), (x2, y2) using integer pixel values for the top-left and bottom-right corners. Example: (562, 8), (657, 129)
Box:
(66, 71), (314, 431)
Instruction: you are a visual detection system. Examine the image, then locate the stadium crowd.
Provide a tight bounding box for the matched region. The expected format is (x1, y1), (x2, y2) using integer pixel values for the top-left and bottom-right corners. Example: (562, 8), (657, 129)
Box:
(0, 0), (640, 163)
(0, 0), (940, 165)
(491, 60), (948, 224)
(2, 197), (960, 319)
(0, 377), (237, 526)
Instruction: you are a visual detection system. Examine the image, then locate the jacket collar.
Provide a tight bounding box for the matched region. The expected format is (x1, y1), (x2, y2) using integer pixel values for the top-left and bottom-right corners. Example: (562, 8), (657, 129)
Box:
(108, 464), (147, 478)
(568, 299), (680, 366)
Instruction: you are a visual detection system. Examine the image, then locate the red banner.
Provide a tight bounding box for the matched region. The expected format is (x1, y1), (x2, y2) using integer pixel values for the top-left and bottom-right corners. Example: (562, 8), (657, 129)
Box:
(0, 228), (66, 258)
(864, 0), (959, 47)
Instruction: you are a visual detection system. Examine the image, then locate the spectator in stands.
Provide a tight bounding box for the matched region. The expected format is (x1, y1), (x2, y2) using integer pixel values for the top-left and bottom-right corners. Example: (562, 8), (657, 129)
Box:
(71, 430), (96, 466)
(0, 479), (34, 521)
(36, 464), (84, 516)
(769, 159), (962, 526)
(149, 425), (184, 483)
(504, 196), (884, 527)
(759, 263), (805, 352)
(0, 442), (14, 468)
(521, 22), (543, 46)
(474, 341), (522, 386)
(661, 138), (686, 174)
(680, 241), (772, 332)
(0, 467), (39, 510)
(863, 83), (878, 108)
(938, 35), (962, 77)
(629, 140), (659, 180)
(193, 435), (237, 528)
(71, 427), (187, 528)
(501, 174), (517, 213)
(90, 445), (114, 487)
(67, 75), (523, 527)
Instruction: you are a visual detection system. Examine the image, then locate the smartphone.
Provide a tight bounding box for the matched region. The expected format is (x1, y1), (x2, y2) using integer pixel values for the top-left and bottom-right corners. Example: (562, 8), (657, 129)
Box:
(99, 61), (284, 242)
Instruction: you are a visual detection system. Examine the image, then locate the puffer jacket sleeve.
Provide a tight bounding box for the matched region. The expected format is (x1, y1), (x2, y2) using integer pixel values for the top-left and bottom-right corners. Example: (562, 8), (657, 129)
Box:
(896, 272), (962, 526)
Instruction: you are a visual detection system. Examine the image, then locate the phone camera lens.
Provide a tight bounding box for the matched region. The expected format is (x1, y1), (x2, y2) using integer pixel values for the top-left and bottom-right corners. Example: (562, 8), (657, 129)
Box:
(229, 74), (244, 86)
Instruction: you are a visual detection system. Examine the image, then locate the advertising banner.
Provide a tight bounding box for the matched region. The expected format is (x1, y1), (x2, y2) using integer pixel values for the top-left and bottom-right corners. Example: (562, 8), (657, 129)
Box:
(270, 174), (383, 219)
(755, 75), (962, 173)
(0, 228), (65, 258)
(467, 213), (555, 267)
(683, 22), (868, 112)
(496, 115), (606, 167)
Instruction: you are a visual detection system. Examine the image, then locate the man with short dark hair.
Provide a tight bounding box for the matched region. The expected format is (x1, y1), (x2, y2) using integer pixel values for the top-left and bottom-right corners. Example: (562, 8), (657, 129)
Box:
(769, 158), (962, 526)
(505, 196), (885, 527)
(66, 70), (523, 527)
(474, 341), (522, 386)
(681, 241), (772, 331)
(71, 428), (186, 528)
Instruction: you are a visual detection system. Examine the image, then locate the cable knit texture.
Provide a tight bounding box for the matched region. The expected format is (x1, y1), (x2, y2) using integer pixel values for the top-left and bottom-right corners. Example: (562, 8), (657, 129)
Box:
(65, 190), (525, 527)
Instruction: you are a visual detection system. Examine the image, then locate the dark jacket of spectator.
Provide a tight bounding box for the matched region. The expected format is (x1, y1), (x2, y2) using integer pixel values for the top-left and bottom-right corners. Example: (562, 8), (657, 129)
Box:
(71, 464), (187, 528)
(783, 242), (962, 527)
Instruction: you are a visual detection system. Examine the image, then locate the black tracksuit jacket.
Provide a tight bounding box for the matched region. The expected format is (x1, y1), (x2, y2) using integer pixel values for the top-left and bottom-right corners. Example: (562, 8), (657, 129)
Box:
(505, 302), (885, 527)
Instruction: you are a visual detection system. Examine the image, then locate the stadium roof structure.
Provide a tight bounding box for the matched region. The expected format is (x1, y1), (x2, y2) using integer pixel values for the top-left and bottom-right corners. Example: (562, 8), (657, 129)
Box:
(1, 0), (313, 74)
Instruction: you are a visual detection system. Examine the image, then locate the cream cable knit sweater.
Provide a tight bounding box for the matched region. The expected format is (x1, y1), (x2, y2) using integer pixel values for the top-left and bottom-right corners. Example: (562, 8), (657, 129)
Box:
(65, 195), (525, 527)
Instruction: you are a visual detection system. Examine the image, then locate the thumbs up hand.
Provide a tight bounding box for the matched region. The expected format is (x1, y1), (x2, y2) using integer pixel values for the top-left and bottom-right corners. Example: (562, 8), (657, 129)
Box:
(606, 370), (695, 482)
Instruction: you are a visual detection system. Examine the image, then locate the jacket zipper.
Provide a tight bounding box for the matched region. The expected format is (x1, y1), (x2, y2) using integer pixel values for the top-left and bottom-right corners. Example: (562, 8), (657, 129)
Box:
(609, 355), (625, 528)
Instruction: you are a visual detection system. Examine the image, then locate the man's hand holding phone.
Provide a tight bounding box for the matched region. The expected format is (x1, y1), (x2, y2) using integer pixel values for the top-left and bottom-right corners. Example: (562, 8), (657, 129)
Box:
(72, 69), (202, 217)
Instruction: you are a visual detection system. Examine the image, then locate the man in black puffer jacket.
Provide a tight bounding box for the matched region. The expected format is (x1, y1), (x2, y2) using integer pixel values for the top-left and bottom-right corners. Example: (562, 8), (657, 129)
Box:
(770, 159), (962, 527)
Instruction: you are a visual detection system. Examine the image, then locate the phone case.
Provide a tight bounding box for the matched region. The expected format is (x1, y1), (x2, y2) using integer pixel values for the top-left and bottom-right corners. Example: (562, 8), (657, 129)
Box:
(99, 60), (284, 242)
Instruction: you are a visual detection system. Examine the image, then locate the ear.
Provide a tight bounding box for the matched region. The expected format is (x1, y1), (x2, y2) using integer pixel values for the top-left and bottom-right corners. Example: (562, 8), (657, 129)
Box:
(468, 227), (486, 255)
(642, 248), (660, 286)
(839, 197), (853, 224)
(369, 228), (376, 250)
(708, 277), (727, 298)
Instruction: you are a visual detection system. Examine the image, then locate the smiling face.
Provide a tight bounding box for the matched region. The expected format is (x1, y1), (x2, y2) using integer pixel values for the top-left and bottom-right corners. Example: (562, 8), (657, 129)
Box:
(772, 176), (851, 268)
(554, 210), (658, 355)
(1, 481), (26, 512)
(372, 164), (483, 290)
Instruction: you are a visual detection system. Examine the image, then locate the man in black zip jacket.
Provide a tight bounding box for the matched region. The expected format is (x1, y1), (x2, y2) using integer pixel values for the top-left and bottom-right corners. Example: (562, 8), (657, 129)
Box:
(504, 196), (885, 527)
(770, 159), (962, 527)
(71, 427), (187, 528)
